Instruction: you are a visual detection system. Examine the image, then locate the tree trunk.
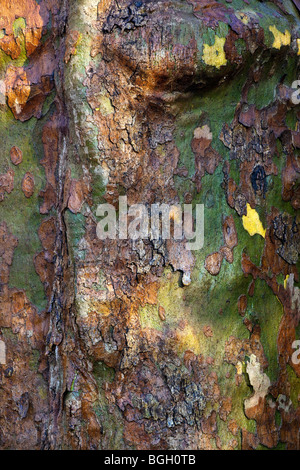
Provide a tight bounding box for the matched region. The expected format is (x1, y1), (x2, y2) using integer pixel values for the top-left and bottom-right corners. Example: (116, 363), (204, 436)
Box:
(0, 0), (299, 450)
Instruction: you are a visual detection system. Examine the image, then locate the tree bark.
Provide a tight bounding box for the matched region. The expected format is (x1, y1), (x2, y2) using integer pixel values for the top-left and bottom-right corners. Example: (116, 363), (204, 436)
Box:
(0, 0), (299, 450)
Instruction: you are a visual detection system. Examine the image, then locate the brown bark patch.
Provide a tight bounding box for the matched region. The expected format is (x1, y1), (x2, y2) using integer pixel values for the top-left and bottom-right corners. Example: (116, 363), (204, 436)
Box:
(10, 147), (23, 166)
(0, 169), (14, 201)
(21, 172), (35, 198)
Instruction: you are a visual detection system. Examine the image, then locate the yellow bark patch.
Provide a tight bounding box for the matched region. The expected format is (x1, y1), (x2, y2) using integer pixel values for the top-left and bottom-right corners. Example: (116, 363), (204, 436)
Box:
(236, 362), (243, 375)
(176, 324), (201, 356)
(95, 93), (114, 115)
(202, 36), (227, 69)
(269, 26), (291, 49)
(242, 203), (266, 238)
(236, 12), (249, 25)
(297, 39), (300, 55)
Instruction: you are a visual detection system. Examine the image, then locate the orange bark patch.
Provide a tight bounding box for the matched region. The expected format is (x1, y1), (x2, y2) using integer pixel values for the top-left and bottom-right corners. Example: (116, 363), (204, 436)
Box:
(124, 421), (151, 450)
(0, 0), (48, 58)
(205, 252), (223, 276)
(68, 179), (89, 214)
(5, 66), (31, 119)
(158, 306), (166, 321)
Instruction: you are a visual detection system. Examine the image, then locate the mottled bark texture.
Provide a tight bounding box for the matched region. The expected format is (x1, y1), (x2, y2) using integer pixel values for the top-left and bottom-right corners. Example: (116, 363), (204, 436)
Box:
(0, 0), (299, 450)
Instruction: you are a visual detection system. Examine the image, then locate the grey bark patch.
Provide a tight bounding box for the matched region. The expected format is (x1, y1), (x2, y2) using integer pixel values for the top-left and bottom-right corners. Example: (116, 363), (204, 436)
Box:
(18, 392), (30, 419)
